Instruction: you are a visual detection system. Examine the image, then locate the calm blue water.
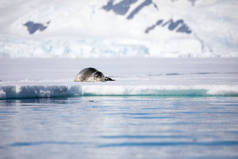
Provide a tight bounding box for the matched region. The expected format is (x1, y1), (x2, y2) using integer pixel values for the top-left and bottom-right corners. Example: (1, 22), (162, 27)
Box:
(0, 97), (238, 159)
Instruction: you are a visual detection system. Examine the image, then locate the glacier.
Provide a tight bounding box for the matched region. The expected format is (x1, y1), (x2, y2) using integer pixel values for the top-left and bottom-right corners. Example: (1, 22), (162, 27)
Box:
(0, 0), (237, 58)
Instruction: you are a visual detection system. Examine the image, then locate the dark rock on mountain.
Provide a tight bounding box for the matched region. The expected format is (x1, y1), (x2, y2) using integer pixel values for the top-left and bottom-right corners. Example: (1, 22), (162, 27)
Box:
(145, 19), (192, 34)
(24, 21), (50, 34)
(127, 0), (152, 20)
(102, 0), (137, 15)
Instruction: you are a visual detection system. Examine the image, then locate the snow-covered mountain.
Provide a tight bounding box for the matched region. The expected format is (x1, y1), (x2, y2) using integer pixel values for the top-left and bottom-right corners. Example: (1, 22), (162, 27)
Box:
(0, 0), (237, 58)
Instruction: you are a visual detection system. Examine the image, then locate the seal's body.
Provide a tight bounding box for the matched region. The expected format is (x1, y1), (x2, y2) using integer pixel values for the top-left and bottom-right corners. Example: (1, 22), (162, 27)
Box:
(74, 67), (114, 82)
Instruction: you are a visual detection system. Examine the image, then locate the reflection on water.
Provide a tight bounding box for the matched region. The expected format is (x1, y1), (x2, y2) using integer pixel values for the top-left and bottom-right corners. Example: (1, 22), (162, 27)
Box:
(0, 97), (238, 159)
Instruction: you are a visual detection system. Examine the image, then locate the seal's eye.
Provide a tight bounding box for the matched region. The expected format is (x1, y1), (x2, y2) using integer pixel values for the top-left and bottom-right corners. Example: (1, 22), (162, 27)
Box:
(95, 72), (103, 78)
(94, 72), (102, 79)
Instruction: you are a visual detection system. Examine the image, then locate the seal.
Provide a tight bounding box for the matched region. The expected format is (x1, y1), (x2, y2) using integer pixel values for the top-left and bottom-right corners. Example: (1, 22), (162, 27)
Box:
(74, 67), (114, 82)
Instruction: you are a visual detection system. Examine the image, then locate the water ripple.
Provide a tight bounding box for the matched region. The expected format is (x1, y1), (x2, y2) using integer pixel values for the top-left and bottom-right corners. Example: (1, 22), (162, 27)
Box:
(98, 141), (238, 148)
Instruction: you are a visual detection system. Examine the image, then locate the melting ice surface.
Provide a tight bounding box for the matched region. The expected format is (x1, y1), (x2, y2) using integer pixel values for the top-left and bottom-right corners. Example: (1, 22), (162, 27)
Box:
(0, 58), (238, 159)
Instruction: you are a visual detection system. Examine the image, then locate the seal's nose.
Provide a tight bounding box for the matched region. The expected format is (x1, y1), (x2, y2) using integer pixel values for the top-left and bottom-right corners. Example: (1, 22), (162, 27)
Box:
(105, 77), (115, 81)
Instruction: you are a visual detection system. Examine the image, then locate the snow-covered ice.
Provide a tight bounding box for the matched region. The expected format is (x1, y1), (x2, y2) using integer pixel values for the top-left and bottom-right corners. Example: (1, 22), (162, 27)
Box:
(1, 58), (238, 99)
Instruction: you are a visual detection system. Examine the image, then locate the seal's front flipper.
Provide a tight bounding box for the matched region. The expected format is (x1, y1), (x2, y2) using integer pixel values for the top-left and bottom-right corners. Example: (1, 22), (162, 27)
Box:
(104, 77), (115, 81)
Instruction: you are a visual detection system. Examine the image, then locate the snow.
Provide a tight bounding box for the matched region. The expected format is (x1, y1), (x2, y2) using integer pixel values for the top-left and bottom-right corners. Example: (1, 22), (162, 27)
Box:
(0, 58), (238, 99)
(0, 0), (237, 58)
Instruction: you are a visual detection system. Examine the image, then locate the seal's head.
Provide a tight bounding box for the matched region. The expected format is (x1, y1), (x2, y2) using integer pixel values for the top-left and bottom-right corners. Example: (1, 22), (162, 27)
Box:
(93, 71), (115, 81)
(93, 71), (105, 81)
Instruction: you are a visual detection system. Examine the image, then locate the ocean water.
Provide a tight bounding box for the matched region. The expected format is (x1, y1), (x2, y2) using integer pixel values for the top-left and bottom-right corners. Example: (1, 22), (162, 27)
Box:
(0, 96), (238, 159)
(0, 58), (238, 159)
